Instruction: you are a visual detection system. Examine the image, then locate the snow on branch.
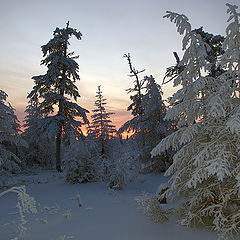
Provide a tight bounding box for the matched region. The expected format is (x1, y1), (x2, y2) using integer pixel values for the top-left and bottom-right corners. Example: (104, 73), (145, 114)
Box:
(163, 11), (191, 36)
(65, 101), (89, 123)
(38, 115), (63, 139)
(151, 127), (185, 156)
(226, 107), (240, 135)
(221, 4), (240, 73)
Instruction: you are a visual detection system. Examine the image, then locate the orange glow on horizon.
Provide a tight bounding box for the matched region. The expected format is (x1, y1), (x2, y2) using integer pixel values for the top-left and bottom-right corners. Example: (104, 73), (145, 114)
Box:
(121, 131), (133, 139)
(75, 126), (133, 140)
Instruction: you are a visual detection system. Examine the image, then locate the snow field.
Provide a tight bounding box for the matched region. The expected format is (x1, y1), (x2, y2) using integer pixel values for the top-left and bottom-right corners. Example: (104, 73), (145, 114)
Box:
(0, 172), (218, 240)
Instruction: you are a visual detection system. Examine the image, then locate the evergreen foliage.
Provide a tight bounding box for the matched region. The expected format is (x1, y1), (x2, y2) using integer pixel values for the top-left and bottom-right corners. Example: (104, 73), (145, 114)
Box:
(124, 53), (146, 117)
(2, 4), (240, 239)
(29, 22), (89, 171)
(24, 90), (41, 143)
(0, 89), (27, 173)
(23, 90), (55, 167)
(140, 76), (168, 172)
(119, 55), (168, 172)
(118, 53), (146, 136)
(64, 136), (101, 184)
(151, 4), (240, 239)
(65, 86), (116, 184)
(88, 85), (116, 155)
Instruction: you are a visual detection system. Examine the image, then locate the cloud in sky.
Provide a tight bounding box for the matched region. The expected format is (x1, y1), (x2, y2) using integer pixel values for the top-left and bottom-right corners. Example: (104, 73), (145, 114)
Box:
(0, 0), (239, 128)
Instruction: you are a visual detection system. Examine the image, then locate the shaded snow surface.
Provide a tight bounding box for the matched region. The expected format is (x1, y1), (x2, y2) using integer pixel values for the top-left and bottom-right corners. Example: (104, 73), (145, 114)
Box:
(0, 171), (218, 240)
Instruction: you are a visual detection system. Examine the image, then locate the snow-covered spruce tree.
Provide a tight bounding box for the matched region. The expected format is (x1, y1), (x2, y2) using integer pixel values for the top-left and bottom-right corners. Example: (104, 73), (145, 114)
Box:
(23, 89), (55, 167)
(23, 89), (42, 144)
(29, 22), (89, 172)
(151, 4), (240, 239)
(0, 89), (27, 175)
(160, 28), (225, 171)
(119, 54), (168, 172)
(87, 85), (116, 156)
(118, 54), (149, 173)
(139, 75), (168, 172)
(87, 85), (116, 181)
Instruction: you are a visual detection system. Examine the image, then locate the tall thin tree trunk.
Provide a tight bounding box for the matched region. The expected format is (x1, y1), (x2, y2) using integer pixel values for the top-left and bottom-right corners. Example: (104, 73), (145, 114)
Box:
(101, 138), (105, 156)
(56, 128), (62, 172)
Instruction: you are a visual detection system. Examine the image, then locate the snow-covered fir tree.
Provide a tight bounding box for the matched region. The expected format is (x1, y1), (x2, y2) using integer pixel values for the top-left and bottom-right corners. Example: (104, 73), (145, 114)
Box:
(24, 89), (41, 143)
(119, 54), (168, 172)
(151, 4), (240, 239)
(29, 22), (89, 172)
(0, 89), (27, 174)
(23, 92), (55, 167)
(87, 85), (116, 155)
(142, 76), (167, 141)
(140, 75), (168, 172)
(23, 90), (41, 164)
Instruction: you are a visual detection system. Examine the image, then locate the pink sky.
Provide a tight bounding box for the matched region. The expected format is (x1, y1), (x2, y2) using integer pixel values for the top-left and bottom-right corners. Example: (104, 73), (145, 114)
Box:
(1, 0), (238, 130)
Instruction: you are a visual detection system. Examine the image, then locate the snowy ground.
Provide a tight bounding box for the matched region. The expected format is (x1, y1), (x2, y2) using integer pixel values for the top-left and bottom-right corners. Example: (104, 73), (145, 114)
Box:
(0, 171), (219, 240)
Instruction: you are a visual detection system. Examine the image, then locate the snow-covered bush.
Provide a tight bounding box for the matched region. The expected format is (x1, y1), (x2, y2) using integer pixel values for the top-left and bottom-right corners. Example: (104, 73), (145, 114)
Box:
(151, 4), (240, 240)
(108, 139), (140, 190)
(64, 137), (101, 184)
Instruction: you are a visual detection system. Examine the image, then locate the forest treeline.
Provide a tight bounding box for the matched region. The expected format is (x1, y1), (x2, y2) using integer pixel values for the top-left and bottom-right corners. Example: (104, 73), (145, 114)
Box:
(0, 3), (239, 240)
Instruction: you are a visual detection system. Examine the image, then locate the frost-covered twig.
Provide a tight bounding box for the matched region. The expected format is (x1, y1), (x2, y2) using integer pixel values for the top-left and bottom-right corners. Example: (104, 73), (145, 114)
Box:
(41, 203), (59, 214)
(0, 185), (37, 238)
(58, 235), (74, 240)
(70, 194), (82, 207)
